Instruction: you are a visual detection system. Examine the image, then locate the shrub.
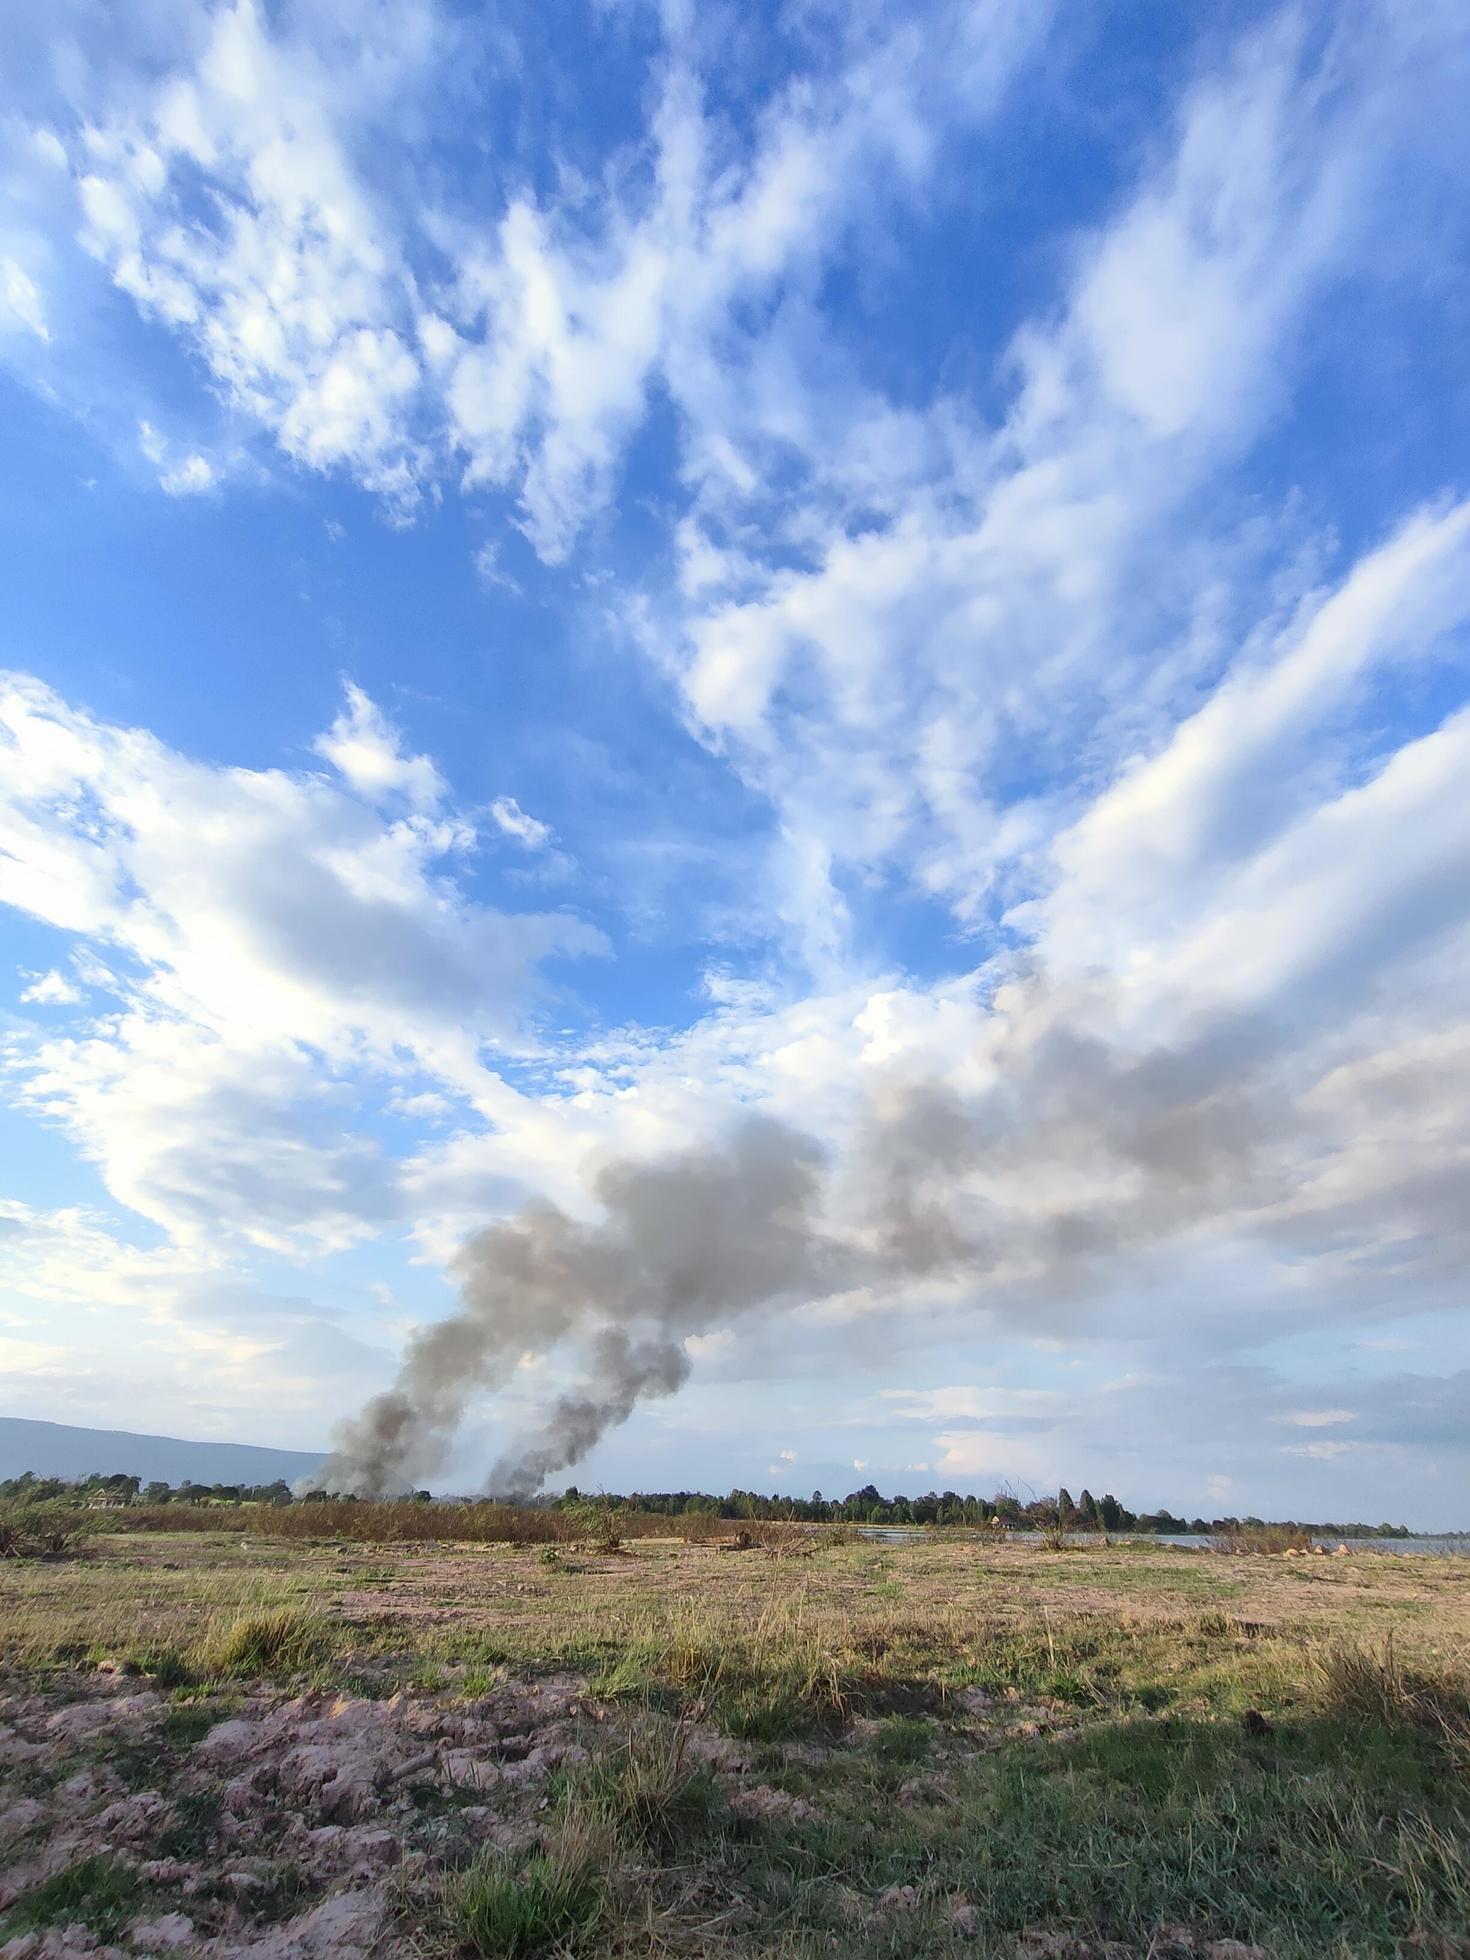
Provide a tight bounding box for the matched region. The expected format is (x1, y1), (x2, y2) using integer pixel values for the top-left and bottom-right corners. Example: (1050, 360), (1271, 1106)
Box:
(0, 1518), (82, 1561)
(565, 1493), (625, 1555)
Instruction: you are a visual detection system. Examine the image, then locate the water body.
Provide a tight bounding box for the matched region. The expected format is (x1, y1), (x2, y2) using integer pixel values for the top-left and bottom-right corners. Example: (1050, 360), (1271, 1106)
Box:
(848, 1525), (1469, 1556)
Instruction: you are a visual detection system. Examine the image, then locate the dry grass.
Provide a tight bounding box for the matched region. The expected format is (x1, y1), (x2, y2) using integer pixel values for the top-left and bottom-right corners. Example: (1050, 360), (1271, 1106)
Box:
(0, 1519), (83, 1561)
(199, 1605), (334, 1677)
(1214, 1522), (1316, 1554)
(87, 1496), (770, 1547)
(1316, 1636), (1470, 1765)
(3, 1527), (1464, 1690)
(5, 1532), (1470, 1955)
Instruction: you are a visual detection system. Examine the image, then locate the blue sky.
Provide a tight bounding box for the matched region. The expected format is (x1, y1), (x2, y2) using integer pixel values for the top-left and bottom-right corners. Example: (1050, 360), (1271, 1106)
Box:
(2, 0), (1469, 1522)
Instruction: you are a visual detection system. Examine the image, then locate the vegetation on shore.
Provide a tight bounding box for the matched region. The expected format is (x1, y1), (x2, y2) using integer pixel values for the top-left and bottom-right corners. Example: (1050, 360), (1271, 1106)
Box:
(0, 1468), (1425, 1540)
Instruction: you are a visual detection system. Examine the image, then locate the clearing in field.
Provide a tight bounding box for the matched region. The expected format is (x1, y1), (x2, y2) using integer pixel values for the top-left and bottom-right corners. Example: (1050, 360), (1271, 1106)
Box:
(2, 1521), (1469, 1957)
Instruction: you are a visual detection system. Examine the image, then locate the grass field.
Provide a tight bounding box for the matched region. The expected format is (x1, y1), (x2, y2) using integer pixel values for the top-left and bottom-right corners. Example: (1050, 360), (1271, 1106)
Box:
(2, 1522), (1468, 1956)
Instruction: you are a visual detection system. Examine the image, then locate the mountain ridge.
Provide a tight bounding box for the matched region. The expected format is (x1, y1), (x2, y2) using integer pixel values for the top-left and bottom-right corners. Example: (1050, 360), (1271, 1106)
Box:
(0, 1415), (324, 1487)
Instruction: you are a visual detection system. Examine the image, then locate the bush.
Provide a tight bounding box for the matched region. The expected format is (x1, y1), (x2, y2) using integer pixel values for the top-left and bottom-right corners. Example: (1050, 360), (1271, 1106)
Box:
(565, 1493), (625, 1555)
(0, 1518), (82, 1561)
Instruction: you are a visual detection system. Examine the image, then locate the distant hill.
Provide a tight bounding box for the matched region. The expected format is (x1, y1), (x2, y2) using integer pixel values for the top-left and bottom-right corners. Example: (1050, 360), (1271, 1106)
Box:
(0, 1416), (323, 1487)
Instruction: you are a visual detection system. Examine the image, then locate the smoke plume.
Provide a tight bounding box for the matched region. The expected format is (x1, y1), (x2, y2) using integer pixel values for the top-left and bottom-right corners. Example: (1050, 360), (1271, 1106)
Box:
(308, 970), (1317, 1498)
(307, 1116), (836, 1494)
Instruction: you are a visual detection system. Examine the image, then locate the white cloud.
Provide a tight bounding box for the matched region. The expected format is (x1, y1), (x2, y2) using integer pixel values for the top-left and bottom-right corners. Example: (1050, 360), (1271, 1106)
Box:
(684, 1329), (734, 1357)
(160, 453), (214, 495)
(931, 1429), (1057, 1486)
(38, 0), (1044, 549)
(473, 541), (523, 596)
(0, 672), (606, 1250)
(139, 419), (217, 495)
(1036, 501), (1470, 1008)
(654, 6), (1468, 965)
(489, 796), (552, 850)
(0, 1198), (210, 1308)
(315, 681), (444, 812)
(19, 969), (81, 1006)
(70, 0), (436, 512)
(0, 256), (49, 341)
(1282, 1410), (1355, 1429)
(389, 1089), (454, 1122)
(880, 1385), (1063, 1424)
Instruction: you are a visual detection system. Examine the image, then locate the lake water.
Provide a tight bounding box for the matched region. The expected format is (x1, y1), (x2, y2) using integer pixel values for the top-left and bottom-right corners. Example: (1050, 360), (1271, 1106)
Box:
(849, 1525), (1468, 1556)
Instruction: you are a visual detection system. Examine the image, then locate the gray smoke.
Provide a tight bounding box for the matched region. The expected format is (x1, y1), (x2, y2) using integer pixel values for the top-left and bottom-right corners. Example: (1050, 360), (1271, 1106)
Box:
(307, 965), (1317, 1498)
(306, 1116), (836, 1494)
(486, 1329), (692, 1497)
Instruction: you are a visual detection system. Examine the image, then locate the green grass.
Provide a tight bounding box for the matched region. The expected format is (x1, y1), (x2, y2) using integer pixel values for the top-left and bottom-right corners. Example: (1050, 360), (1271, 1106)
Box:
(870, 1714), (933, 1766)
(129, 1639), (194, 1687)
(199, 1604), (332, 1677)
(442, 1830), (605, 1956)
(1, 1856), (146, 1943)
(565, 1720), (721, 1852)
(160, 1701), (216, 1746)
(155, 1788), (226, 1861)
(928, 1715), (1470, 1954)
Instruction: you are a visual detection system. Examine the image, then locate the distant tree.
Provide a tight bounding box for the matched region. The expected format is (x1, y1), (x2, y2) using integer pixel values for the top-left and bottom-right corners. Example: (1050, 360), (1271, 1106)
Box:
(143, 1481), (172, 1505)
(1098, 1493), (1131, 1532)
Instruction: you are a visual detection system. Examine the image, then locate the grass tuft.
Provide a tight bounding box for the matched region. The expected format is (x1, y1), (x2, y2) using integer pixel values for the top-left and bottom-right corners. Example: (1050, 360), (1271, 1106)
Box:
(131, 1639), (194, 1688)
(200, 1605), (331, 1677)
(1316, 1638), (1470, 1760)
(568, 1718), (719, 1851)
(443, 1826), (605, 1956)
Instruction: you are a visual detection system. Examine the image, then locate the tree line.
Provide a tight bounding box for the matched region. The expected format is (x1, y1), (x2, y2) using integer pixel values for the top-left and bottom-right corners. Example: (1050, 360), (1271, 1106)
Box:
(0, 1468), (1414, 1537)
(560, 1482), (1413, 1537)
